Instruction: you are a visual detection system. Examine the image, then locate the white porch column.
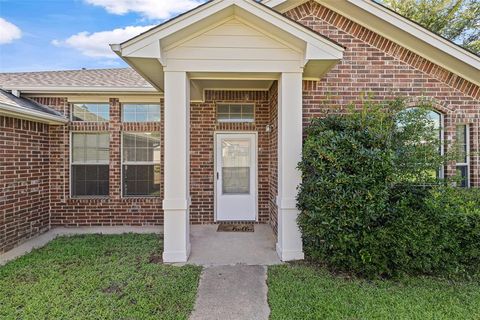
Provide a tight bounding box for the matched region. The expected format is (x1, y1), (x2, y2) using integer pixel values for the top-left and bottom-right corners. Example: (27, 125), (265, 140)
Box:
(276, 72), (305, 261)
(162, 71), (191, 263)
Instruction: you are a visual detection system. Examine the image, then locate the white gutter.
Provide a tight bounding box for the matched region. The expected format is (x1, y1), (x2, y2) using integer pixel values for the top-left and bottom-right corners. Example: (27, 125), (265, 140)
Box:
(0, 86), (158, 94)
(0, 102), (68, 125)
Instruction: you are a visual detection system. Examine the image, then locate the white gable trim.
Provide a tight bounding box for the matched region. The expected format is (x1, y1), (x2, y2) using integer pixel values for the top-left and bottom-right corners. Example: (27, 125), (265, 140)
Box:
(347, 0), (479, 69)
(114, 0), (344, 62)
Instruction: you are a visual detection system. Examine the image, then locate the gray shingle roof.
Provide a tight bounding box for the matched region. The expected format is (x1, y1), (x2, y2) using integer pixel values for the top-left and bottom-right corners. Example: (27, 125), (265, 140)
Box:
(0, 68), (154, 89)
(0, 89), (65, 118)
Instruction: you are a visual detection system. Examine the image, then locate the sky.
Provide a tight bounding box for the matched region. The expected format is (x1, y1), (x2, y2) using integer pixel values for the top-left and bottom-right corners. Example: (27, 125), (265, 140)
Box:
(0, 0), (208, 72)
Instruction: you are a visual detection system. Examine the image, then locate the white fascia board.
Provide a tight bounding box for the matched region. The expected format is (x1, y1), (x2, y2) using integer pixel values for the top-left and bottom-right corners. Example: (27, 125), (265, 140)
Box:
(262, 0), (290, 7)
(122, 40), (162, 60)
(261, 0), (308, 12)
(0, 102), (67, 124)
(306, 43), (343, 61)
(347, 0), (480, 71)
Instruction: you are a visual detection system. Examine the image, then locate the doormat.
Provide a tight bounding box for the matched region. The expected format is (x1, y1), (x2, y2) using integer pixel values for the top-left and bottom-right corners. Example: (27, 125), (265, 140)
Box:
(217, 223), (254, 232)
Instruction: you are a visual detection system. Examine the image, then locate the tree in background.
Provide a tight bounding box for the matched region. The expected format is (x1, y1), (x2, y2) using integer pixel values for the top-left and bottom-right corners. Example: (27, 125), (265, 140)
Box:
(380, 0), (479, 54)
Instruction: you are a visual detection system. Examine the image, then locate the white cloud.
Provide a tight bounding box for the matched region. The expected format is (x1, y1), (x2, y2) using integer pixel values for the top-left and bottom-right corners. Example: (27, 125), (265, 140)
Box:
(85, 0), (203, 20)
(52, 25), (154, 58)
(0, 18), (22, 44)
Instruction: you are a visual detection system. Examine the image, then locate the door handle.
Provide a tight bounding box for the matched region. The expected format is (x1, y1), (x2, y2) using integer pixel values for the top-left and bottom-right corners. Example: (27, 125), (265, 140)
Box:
(217, 172), (219, 180)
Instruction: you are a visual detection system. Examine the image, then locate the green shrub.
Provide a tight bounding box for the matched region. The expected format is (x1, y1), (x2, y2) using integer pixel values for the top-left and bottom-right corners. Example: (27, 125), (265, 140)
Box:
(297, 99), (480, 278)
(426, 187), (480, 276)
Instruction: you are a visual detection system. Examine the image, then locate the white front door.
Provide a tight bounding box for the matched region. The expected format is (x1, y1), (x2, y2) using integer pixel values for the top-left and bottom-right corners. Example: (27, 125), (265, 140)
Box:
(215, 133), (257, 221)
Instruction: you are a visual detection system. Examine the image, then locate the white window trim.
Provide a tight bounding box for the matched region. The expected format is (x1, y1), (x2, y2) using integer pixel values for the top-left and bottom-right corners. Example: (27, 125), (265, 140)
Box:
(71, 102), (110, 122)
(121, 132), (161, 198)
(70, 131), (110, 198)
(121, 103), (161, 123)
(216, 102), (255, 123)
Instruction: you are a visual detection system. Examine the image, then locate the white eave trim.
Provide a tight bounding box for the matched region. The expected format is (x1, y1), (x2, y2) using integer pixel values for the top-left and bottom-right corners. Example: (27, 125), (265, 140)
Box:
(347, 0), (479, 70)
(0, 102), (67, 125)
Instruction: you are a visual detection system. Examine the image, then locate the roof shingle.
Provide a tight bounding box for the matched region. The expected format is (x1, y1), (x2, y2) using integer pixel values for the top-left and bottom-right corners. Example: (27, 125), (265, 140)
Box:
(0, 89), (65, 118)
(0, 68), (154, 89)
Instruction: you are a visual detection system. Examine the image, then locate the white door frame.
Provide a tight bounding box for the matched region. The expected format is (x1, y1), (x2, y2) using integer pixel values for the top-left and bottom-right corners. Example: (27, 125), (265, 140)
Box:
(214, 131), (258, 222)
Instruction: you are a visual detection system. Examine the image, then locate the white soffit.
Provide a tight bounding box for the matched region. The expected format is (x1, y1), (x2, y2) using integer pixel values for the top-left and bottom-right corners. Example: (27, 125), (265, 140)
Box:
(262, 0), (480, 86)
(112, 0), (345, 93)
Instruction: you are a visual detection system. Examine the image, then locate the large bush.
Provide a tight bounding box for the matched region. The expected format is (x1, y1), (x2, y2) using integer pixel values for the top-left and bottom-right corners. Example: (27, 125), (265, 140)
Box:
(297, 100), (480, 278)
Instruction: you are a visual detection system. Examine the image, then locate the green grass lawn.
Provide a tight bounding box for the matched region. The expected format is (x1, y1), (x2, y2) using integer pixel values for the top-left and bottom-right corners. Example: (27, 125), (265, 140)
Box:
(0, 234), (201, 320)
(268, 263), (480, 320)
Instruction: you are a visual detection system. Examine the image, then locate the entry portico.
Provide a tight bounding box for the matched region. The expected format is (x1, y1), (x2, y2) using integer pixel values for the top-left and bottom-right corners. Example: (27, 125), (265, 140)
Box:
(112, 0), (344, 262)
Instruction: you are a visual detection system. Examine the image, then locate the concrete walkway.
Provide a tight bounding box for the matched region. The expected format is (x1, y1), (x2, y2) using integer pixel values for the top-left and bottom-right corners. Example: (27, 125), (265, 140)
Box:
(0, 226), (161, 266)
(188, 224), (279, 320)
(190, 265), (270, 320)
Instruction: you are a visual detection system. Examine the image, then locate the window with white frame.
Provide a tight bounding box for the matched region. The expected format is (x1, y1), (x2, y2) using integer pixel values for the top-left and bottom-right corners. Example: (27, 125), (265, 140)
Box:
(122, 132), (161, 196)
(456, 124), (470, 188)
(217, 104), (254, 123)
(71, 133), (110, 197)
(72, 103), (110, 122)
(122, 104), (161, 122)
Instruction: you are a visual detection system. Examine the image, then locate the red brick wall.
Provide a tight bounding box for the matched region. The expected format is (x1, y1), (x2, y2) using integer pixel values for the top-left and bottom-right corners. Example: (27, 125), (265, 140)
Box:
(0, 117), (51, 253)
(190, 90), (275, 224)
(32, 97), (164, 227)
(268, 83), (279, 233)
(286, 1), (480, 186)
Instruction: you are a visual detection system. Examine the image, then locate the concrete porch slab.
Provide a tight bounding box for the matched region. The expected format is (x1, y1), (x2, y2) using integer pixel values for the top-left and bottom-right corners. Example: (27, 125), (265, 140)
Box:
(188, 224), (282, 266)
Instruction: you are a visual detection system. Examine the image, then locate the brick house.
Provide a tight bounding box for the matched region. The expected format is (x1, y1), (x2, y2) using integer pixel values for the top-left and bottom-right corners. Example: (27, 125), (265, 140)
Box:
(1, 0), (479, 262)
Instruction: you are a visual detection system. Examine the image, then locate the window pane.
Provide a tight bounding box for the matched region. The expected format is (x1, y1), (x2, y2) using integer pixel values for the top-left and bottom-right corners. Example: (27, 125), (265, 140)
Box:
(122, 104), (161, 123)
(124, 147), (136, 162)
(136, 148), (149, 162)
(72, 133), (109, 164)
(223, 167), (250, 194)
(230, 105), (242, 113)
(136, 112), (148, 122)
(456, 125), (467, 163)
(456, 166), (469, 188)
(123, 165), (160, 196)
(72, 105), (84, 121)
(122, 132), (161, 164)
(72, 147), (84, 163)
(217, 104), (254, 123)
(148, 105), (161, 121)
(71, 165), (109, 196)
(72, 103), (109, 122)
(221, 138), (250, 194)
(218, 104), (229, 113)
(123, 111), (136, 122)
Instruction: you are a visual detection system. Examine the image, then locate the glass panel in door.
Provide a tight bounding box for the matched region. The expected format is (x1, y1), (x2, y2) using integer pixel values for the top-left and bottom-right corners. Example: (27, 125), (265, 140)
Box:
(221, 139), (250, 194)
